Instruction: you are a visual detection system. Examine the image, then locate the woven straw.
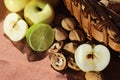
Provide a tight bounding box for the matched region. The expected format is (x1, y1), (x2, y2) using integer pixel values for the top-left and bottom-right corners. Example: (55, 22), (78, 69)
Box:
(63, 0), (120, 52)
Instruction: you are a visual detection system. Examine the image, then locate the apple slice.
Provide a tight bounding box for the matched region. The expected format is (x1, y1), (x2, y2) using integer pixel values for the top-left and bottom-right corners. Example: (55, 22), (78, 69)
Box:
(24, 0), (55, 25)
(3, 13), (28, 41)
(75, 44), (110, 72)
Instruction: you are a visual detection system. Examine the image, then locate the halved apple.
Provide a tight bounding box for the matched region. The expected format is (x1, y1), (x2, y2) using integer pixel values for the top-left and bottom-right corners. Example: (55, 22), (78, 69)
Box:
(75, 43), (110, 72)
(3, 13), (28, 41)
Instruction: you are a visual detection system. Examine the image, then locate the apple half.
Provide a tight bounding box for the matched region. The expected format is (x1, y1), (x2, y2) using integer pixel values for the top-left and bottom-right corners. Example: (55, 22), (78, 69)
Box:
(24, 0), (55, 25)
(3, 13), (28, 41)
(75, 44), (110, 72)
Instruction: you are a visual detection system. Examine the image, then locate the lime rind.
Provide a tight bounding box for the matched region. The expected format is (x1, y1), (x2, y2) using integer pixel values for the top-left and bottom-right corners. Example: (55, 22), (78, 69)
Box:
(26, 23), (54, 52)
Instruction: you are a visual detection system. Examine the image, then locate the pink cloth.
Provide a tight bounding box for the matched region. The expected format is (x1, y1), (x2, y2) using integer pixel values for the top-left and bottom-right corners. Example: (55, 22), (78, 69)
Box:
(0, 0), (67, 80)
(0, 20), (67, 80)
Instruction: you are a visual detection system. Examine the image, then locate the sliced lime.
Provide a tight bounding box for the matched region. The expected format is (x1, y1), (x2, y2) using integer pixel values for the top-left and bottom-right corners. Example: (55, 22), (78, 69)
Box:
(26, 23), (54, 52)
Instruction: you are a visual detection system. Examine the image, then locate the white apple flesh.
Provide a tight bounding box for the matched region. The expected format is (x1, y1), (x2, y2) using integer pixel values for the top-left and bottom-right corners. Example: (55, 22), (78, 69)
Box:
(3, 13), (28, 41)
(4, 0), (31, 12)
(75, 44), (110, 72)
(24, 0), (55, 25)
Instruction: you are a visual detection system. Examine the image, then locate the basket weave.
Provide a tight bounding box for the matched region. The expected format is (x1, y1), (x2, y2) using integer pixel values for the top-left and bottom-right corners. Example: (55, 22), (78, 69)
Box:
(63, 0), (120, 52)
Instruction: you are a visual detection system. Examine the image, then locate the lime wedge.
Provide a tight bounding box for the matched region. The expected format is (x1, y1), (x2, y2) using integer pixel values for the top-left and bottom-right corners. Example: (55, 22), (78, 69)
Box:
(26, 23), (54, 52)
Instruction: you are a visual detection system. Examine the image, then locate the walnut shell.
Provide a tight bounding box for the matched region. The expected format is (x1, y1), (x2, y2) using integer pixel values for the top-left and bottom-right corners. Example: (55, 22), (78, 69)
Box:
(67, 57), (80, 71)
(54, 26), (68, 41)
(50, 53), (67, 71)
(63, 42), (79, 54)
(61, 17), (76, 31)
(48, 41), (64, 54)
(69, 29), (85, 42)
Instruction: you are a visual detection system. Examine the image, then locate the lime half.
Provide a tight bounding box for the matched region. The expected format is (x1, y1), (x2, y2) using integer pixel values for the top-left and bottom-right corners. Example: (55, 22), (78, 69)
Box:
(26, 23), (54, 52)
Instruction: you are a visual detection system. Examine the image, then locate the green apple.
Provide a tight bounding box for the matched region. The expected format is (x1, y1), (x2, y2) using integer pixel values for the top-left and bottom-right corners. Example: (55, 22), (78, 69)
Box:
(75, 44), (110, 72)
(24, 0), (55, 25)
(4, 0), (31, 12)
(3, 13), (28, 41)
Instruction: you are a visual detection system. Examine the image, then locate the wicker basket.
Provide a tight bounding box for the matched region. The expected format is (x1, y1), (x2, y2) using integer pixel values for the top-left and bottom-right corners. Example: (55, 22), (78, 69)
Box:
(63, 0), (120, 52)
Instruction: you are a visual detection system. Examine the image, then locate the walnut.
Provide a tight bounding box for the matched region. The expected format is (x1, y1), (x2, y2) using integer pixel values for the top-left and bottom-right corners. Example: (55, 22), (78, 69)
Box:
(54, 26), (68, 41)
(63, 42), (79, 54)
(48, 41), (63, 54)
(61, 17), (76, 31)
(67, 57), (80, 71)
(85, 71), (103, 80)
(69, 29), (85, 42)
(50, 53), (67, 71)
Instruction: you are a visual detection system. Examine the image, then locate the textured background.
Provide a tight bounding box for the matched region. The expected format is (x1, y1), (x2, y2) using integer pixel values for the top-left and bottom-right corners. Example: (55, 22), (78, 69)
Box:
(0, 0), (120, 80)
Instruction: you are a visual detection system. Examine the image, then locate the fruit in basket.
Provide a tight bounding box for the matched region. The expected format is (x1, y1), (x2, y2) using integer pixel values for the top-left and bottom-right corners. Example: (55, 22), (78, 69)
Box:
(24, 0), (55, 25)
(3, 13), (28, 41)
(4, 0), (31, 12)
(26, 23), (54, 52)
(75, 43), (110, 72)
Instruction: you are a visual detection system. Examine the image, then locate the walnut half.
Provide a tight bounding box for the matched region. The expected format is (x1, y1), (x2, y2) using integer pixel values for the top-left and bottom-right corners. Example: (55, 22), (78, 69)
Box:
(50, 53), (67, 71)
(69, 29), (85, 42)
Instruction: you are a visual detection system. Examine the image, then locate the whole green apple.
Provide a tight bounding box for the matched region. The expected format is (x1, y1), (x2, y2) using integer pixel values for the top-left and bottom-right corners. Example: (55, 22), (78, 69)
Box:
(24, 0), (55, 25)
(4, 0), (31, 12)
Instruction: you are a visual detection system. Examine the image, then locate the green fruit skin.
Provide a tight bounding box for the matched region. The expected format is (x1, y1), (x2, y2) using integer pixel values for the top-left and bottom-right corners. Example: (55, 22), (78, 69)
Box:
(4, 0), (31, 12)
(24, 0), (55, 26)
